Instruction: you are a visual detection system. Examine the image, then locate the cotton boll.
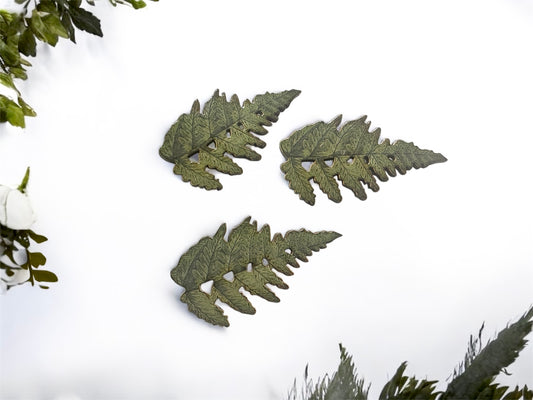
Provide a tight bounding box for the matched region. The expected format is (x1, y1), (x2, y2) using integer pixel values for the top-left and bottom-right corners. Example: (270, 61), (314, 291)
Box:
(7, 268), (30, 285)
(0, 185), (36, 230)
(0, 268), (30, 292)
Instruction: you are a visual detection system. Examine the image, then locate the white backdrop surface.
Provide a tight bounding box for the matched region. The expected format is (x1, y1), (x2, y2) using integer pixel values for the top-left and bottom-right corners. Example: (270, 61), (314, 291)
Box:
(1, 1), (532, 399)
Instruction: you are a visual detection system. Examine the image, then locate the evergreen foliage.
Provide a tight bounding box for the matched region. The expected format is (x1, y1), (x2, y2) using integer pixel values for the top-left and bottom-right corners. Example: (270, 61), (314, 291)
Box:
(444, 307), (533, 399)
(288, 344), (369, 400)
(288, 306), (533, 400)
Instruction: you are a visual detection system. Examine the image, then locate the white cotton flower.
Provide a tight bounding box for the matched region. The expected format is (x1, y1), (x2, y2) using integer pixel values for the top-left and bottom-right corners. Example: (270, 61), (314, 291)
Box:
(0, 184), (36, 230)
(0, 268), (30, 293)
(6, 268), (30, 285)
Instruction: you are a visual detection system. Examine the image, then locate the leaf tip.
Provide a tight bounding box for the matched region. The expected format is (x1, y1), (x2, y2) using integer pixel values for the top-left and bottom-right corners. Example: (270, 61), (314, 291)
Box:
(190, 99), (200, 113)
(290, 89), (302, 97)
(331, 115), (343, 127)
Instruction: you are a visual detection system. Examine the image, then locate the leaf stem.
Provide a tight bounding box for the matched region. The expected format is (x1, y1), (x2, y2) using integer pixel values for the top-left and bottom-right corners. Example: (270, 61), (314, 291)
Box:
(17, 166), (30, 193)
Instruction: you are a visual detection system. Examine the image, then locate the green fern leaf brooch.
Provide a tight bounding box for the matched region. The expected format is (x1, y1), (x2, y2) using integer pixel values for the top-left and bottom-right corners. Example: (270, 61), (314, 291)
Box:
(159, 89), (300, 190)
(170, 217), (340, 327)
(280, 115), (447, 205)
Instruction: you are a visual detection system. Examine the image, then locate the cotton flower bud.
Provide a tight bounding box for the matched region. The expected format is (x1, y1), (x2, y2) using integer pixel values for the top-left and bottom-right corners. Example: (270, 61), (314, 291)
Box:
(0, 185), (36, 230)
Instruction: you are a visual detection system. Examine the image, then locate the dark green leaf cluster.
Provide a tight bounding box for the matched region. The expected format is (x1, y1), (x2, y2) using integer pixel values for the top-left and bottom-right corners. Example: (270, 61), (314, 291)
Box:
(0, 10), (36, 127)
(1, 0), (157, 128)
(280, 115), (447, 205)
(288, 306), (533, 400)
(159, 89), (301, 190)
(170, 217), (340, 327)
(0, 224), (57, 290)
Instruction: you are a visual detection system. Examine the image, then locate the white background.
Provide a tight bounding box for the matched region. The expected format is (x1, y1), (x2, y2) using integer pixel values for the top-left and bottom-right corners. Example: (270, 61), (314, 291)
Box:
(1, 0), (532, 399)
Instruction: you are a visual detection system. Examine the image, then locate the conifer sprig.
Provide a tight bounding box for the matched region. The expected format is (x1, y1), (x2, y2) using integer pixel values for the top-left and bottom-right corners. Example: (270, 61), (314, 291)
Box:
(288, 306), (533, 400)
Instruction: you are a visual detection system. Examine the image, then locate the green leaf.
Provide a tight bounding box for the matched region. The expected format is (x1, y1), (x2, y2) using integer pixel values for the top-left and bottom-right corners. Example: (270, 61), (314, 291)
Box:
(318, 345), (369, 400)
(280, 115), (447, 205)
(36, 1), (59, 13)
(0, 40), (21, 66)
(9, 66), (27, 80)
(29, 252), (46, 267)
(42, 13), (70, 39)
(127, 0), (147, 9)
(29, 9), (58, 46)
(170, 217), (340, 327)
(443, 306), (533, 400)
(17, 96), (36, 117)
(1, 10), (15, 22)
(288, 344), (369, 400)
(378, 363), (439, 400)
(33, 269), (58, 283)
(0, 96), (26, 127)
(0, 72), (17, 90)
(27, 230), (48, 243)
(159, 89), (300, 190)
(60, 12), (76, 43)
(69, 6), (103, 37)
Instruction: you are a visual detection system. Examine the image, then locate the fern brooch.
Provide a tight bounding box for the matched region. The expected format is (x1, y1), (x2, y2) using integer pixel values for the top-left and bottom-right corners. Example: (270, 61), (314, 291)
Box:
(159, 89), (300, 190)
(170, 217), (340, 327)
(280, 115), (447, 205)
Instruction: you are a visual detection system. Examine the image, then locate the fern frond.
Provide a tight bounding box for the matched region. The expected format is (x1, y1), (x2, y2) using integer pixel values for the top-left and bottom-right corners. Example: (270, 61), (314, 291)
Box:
(318, 344), (369, 400)
(288, 344), (369, 400)
(450, 322), (485, 381)
(280, 115), (447, 205)
(159, 89), (300, 190)
(288, 307), (532, 400)
(170, 217), (340, 327)
(443, 306), (533, 400)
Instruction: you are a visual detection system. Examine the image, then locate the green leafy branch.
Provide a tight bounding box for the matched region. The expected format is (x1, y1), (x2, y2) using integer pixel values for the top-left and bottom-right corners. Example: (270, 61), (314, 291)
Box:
(1, 168), (57, 291)
(0, 0), (157, 128)
(288, 306), (533, 400)
(0, 223), (57, 290)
